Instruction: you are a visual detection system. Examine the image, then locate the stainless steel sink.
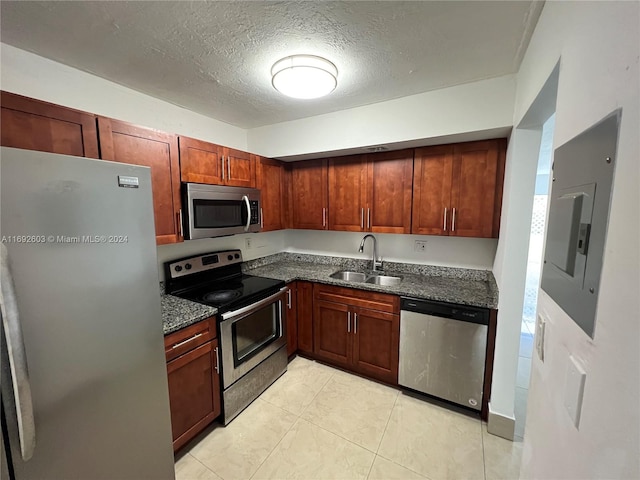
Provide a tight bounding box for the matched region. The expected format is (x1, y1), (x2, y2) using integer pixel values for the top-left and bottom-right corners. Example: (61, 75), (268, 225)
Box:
(329, 270), (368, 282)
(365, 275), (402, 286)
(330, 270), (402, 286)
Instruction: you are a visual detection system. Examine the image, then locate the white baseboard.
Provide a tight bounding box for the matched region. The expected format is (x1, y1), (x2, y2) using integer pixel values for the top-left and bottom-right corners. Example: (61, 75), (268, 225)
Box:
(487, 402), (516, 440)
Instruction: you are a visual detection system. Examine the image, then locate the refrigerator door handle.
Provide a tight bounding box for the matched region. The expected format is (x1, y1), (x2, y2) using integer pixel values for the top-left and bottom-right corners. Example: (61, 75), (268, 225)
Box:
(0, 245), (36, 461)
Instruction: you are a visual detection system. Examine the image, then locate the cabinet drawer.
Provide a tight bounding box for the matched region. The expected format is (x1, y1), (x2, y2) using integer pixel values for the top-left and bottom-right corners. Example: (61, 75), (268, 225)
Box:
(164, 317), (216, 361)
(314, 284), (399, 313)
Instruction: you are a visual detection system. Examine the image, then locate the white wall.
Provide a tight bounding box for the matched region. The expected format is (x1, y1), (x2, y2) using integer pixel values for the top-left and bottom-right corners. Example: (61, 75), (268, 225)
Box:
(511, 2), (639, 478)
(490, 127), (542, 433)
(0, 43), (247, 150)
(287, 230), (497, 270)
(247, 75), (515, 158)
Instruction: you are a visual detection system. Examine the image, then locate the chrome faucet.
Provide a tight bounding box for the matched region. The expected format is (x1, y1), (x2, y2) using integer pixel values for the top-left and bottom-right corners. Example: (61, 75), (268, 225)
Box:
(358, 234), (383, 272)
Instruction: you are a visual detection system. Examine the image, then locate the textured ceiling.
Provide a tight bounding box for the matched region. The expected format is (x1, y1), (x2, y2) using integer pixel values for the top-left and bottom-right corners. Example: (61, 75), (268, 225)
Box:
(0, 1), (543, 129)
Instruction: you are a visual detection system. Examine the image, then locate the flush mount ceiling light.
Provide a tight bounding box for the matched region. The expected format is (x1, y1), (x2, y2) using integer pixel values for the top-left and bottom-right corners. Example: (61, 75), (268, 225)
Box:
(271, 55), (338, 99)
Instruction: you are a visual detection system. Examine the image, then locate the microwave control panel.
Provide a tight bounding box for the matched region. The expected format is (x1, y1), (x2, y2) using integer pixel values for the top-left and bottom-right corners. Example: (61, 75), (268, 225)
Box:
(250, 201), (260, 224)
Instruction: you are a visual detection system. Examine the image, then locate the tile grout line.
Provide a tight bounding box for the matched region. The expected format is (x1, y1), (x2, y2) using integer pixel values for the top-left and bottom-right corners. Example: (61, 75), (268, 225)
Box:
(248, 360), (337, 480)
(365, 390), (401, 479)
(247, 399), (301, 480)
(185, 452), (221, 480)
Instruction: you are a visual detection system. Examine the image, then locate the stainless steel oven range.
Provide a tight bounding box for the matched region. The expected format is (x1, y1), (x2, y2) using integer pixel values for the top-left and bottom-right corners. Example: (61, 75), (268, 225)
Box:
(164, 250), (287, 424)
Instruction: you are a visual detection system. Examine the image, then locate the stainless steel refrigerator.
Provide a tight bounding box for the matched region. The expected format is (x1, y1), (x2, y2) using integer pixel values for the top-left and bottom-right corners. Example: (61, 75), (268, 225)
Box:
(0, 147), (175, 479)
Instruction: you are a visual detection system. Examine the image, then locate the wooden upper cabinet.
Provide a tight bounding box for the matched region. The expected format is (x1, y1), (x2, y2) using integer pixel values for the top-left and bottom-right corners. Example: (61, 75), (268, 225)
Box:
(179, 137), (255, 188)
(328, 155), (368, 231)
(290, 159), (328, 230)
(1, 91), (99, 158)
(367, 150), (414, 234)
(222, 147), (255, 188)
(179, 136), (222, 184)
(327, 151), (413, 233)
(412, 139), (506, 238)
(451, 140), (500, 238)
(98, 117), (182, 245)
(412, 145), (454, 236)
(256, 156), (285, 231)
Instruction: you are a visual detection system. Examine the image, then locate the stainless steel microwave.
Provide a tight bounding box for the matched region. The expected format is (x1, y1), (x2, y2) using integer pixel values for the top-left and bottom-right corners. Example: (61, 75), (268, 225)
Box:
(182, 183), (261, 239)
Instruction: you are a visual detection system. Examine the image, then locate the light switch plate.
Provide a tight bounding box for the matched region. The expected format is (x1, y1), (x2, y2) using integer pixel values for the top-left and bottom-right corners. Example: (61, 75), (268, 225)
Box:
(563, 355), (587, 428)
(535, 313), (546, 362)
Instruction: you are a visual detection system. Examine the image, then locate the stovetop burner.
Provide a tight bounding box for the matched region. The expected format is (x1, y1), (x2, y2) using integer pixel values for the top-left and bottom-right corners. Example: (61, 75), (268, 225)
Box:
(164, 249), (285, 314)
(202, 290), (242, 305)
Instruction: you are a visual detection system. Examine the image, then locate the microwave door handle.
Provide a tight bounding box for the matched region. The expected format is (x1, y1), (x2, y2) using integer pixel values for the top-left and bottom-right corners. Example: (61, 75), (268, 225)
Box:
(242, 195), (251, 232)
(0, 245), (36, 461)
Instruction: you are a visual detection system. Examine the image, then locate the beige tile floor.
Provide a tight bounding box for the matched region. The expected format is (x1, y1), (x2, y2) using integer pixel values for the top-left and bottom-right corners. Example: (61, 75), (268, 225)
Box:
(175, 357), (523, 480)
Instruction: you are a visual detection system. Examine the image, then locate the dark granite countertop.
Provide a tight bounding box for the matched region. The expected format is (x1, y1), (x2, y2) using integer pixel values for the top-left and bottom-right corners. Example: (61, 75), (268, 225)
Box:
(160, 284), (217, 335)
(243, 253), (498, 309)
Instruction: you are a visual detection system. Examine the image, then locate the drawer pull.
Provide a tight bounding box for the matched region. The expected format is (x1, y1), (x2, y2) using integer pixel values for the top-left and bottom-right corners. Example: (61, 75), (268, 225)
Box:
(171, 332), (203, 349)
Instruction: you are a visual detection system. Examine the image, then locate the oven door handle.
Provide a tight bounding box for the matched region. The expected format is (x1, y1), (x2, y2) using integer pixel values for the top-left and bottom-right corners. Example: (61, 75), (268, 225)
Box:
(221, 287), (287, 322)
(242, 195), (251, 232)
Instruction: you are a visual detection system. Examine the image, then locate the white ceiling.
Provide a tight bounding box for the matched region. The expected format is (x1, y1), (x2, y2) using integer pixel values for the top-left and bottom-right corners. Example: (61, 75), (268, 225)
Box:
(0, 1), (543, 129)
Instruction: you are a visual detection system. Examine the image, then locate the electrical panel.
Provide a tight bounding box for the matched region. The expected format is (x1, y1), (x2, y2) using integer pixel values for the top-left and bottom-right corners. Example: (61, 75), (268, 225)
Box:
(541, 111), (620, 338)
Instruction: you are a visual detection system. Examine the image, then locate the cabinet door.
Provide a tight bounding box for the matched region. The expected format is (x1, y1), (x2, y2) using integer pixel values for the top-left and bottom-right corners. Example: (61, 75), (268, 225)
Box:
(286, 283), (298, 357)
(179, 136), (222, 184)
(411, 145), (454, 236)
(256, 156), (284, 231)
(223, 147), (255, 188)
(291, 159), (328, 230)
(328, 155), (368, 231)
(98, 117), (182, 245)
(1, 91), (99, 158)
(352, 308), (399, 385)
(367, 150), (414, 234)
(166, 340), (221, 451)
(297, 281), (314, 354)
(450, 140), (499, 238)
(313, 300), (352, 368)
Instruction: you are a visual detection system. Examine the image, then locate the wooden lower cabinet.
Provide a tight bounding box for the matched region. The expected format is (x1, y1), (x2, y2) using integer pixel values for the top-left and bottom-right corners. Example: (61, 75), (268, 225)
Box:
(352, 307), (399, 383)
(313, 284), (400, 384)
(286, 282), (298, 357)
(296, 281), (314, 354)
(314, 300), (351, 368)
(165, 319), (220, 452)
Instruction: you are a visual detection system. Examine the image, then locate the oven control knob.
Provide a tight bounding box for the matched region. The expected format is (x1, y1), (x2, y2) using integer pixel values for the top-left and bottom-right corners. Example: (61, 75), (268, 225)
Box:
(174, 265), (183, 272)
(185, 263), (192, 270)
(227, 255), (233, 261)
(234, 253), (240, 259)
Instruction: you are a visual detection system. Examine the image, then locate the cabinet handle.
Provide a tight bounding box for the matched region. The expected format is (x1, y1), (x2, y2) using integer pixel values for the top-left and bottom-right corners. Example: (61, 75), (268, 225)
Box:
(354, 312), (358, 333)
(322, 207), (326, 228)
(360, 208), (364, 229)
(214, 346), (220, 375)
(171, 332), (202, 349)
(367, 208), (371, 229)
(227, 156), (231, 180)
(452, 207), (456, 232)
(443, 207), (447, 231)
(287, 289), (292, 309)
(260, 208), (264, 229)
(347, 311), (351, 333)
(221, 157), (225, 180)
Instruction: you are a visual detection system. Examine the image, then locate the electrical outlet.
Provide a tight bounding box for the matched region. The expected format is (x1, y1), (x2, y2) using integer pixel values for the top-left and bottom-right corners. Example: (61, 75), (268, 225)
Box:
(245, 237), (252, 249)
(414, 240), (427, 252)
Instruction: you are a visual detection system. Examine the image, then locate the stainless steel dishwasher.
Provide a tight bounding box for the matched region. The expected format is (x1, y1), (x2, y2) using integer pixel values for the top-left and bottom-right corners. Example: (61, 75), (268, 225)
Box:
(398, 297), (489, 411)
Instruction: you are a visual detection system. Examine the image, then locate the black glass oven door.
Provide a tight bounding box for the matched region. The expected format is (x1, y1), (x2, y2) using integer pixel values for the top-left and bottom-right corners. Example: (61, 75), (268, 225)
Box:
(231, 301), (281, 367)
